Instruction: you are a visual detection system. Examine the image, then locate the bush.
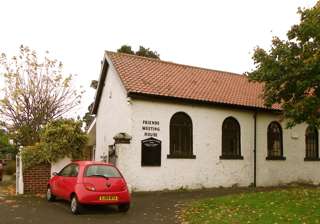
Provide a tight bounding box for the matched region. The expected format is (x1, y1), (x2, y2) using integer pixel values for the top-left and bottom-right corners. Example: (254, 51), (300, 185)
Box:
(21, 143), (47, 169)
(21, 119), (88, 169)
(4, 160), (16, 175)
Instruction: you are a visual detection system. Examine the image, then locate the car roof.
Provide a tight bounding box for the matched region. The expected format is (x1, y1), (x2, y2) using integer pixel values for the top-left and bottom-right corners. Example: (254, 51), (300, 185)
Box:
(72, 160), (114, 166)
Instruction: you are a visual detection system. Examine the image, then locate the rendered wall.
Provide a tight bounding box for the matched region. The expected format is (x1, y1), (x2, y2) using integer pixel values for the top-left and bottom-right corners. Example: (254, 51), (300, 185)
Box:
(95, 59), (132, 164)
(50, 157), (71, 176)
(121, 99), (255, 191)
(256, 113), (320, 186)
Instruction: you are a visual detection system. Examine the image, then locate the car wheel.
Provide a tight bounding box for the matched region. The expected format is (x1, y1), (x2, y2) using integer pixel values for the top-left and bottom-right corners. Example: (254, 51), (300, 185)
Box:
(118, 203), (130, 212)
(46, 187), (56, 202)
(70, 195), (82, 215)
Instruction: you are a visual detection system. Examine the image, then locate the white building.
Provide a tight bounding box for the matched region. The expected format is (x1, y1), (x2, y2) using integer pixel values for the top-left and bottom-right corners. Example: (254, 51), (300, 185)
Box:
(88, 51), (320, 192)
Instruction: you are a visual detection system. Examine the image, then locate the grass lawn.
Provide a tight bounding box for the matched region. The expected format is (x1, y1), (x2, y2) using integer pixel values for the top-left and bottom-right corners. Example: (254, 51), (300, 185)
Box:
(181, 188), (320, 224)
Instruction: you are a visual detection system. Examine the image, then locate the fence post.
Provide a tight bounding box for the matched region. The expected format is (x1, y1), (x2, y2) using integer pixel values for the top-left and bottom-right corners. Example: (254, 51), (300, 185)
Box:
(15, 146), (24, 195)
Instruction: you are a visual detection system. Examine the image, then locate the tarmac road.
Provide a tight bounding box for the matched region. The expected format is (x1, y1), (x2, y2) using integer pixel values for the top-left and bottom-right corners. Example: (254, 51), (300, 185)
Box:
(0, 184), (251, 224)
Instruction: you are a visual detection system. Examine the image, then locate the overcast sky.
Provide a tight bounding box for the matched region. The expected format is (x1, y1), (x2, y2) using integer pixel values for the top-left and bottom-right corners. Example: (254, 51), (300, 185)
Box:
(0, 0), (317, 117)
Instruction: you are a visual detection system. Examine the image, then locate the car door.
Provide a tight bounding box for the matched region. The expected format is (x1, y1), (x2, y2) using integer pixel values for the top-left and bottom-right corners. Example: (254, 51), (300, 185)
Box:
(55, 164), (79, 200)
(53, 165), (71, 197)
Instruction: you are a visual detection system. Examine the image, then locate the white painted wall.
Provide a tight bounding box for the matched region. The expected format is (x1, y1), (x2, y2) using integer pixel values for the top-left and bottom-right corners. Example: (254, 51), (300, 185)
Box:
(119, 99), (255, 191)
(51, 157), (71, 176)
(114, 99), (320, 191)
(95, 58), (132, 164)
(256, 113), (320, 186)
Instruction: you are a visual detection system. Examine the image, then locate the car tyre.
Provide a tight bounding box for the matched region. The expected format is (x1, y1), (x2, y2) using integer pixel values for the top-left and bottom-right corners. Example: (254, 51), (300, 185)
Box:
(118, 203), (130, 213)
(70, 195), (82, 215)
(46, 187), (56, 202)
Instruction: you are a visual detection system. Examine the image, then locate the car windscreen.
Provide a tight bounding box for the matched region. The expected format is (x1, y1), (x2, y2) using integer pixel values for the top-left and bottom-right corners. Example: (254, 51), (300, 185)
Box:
(84, 165), (121, 178)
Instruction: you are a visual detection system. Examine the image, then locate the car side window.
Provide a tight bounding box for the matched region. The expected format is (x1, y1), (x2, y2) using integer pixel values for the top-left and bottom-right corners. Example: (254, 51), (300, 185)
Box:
(59, 164), (79, 177)
(70, 165), (79, 177)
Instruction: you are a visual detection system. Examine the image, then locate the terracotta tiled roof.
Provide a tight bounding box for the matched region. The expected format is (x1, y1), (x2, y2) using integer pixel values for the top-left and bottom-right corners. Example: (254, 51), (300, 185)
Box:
(104, 51), (281, 111)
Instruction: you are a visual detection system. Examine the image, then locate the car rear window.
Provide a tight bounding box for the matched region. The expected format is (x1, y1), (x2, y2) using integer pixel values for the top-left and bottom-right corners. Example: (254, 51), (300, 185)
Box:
(84, 165), (121, 178)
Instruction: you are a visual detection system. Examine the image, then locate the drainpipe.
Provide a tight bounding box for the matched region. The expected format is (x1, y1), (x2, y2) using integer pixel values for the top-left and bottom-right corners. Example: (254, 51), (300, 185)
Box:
(253, 111), (257, 188)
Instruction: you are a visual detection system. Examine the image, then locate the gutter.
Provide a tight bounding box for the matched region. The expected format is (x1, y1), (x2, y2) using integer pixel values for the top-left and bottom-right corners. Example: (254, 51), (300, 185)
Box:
(253, 111), (257, 187)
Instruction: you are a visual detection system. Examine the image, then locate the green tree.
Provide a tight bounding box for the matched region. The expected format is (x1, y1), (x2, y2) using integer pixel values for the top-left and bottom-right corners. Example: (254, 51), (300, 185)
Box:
(21, 119), (88, 168)
(0, 129), (16, 158)
(83, 80), (97, 130)
(83, 102), (94, 131)
(0, 45), (83, 146)
(117, 45), (134, 55)
(135, 46), (160, 59)
(117, 45), (160, 59)
(247, 1), (320, 128)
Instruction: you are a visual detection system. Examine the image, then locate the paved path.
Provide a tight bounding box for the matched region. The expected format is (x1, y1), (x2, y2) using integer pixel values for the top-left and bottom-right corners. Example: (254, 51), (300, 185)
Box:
(0, 183), (254, 224)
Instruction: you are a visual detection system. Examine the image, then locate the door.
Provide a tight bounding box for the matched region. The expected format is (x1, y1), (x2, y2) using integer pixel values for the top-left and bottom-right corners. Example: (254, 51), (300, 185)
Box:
(55, 164), (79, 200)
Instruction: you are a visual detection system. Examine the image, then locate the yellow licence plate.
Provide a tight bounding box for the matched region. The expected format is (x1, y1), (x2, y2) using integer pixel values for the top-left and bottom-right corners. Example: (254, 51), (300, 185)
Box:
(99, 195), (118, 201)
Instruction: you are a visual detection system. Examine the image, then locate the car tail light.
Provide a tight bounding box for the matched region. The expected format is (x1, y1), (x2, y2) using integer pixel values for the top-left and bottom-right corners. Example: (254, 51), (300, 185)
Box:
(84, 183), (96, 191)
(121, 183), (128, 191)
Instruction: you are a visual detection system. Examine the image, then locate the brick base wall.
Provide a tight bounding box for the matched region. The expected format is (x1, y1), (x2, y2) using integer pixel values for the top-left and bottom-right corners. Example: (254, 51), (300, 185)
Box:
(23, 163), (51, 194)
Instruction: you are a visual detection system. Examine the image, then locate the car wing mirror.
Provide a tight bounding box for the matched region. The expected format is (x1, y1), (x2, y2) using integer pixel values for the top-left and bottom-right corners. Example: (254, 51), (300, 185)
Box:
(52, 172), (58, 176)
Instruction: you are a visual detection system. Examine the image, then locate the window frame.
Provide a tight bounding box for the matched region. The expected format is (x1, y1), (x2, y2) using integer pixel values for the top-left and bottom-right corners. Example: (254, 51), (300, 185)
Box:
(305, 126), (320, 161)
(266, 121), (286, 160)
(220, 116), (243, 160)
(167, 112), (195, 159)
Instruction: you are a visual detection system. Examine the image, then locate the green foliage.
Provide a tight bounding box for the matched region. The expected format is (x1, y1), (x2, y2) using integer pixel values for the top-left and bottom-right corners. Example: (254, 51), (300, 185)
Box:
(21, 119), (88, 169)
(0, 129), (16, 158)
(117, 45), (160, 59)
(10, 124), (38, 147)
(117, 45), (134, 55)
(135, 46), (160, 59)
(181, 188), (320, 224)
(4, 160), (16, 175)
(41, 119), (88, 161)
(82, 80), (98, 130)
(247, 1), (320, 128)
(21, 143), (47, 169)
(83, 103), (94, 131)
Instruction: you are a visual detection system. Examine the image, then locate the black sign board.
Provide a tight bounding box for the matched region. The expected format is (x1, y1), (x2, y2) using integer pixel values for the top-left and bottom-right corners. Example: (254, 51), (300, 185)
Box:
(141, 137), (161, 166)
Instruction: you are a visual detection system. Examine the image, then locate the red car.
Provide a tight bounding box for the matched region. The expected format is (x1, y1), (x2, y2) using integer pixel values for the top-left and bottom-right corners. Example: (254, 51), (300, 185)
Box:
(47, 161), (131, 214)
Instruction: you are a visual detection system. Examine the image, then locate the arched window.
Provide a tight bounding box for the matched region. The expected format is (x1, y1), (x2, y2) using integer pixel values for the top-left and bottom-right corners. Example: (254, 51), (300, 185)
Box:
(220, 117), (242, 159)
(168, 112), (195, 159)
(267, 121), (285, 160)
(305, 126), (319, 160)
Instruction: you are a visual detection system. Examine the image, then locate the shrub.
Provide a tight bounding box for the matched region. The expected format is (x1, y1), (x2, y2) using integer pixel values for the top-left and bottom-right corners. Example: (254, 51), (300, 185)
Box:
(21, 119), (88, 169)
(21, 143), (47, 169)
(4, 160), (16, 175)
